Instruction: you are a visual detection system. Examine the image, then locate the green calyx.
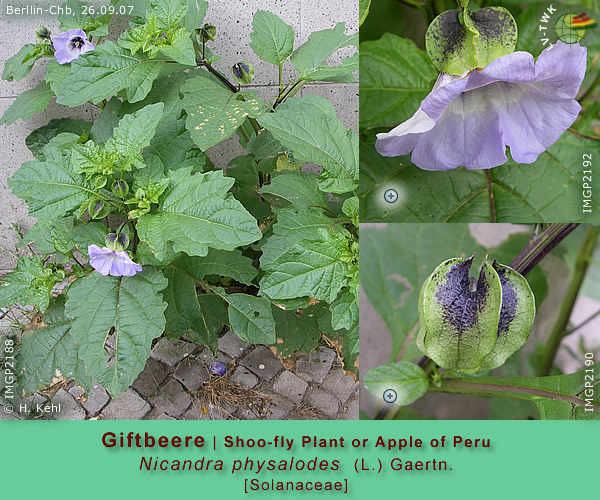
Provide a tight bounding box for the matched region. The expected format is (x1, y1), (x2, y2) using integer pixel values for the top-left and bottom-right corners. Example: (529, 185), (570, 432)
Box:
(417, 255), (535, 373)
(425, 0), (517, 75)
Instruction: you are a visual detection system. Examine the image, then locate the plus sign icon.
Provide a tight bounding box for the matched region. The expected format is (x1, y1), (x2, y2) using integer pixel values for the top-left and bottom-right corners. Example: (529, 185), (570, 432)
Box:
(384, 188), (398, 204)
(383, 389), (397, 403)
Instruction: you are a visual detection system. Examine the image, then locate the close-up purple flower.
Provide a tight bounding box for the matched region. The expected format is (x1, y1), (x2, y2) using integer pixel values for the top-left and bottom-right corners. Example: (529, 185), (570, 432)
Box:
(209, 361), (227, 376)
(52, 28), (94, 64)
(376, 42), (587, 171)
(88, 244), (143, 277)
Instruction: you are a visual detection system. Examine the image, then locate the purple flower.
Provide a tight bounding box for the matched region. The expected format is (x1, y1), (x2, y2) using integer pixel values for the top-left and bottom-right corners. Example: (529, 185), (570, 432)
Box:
(376, 42), (587, 171)
(53, 28), (94, 64)
(88, 244), (143, 277)
(209, 362), (226, 376)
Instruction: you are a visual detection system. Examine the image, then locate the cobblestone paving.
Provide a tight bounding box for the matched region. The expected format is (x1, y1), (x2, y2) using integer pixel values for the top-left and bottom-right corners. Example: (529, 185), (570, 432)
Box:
(3, 330), (358, 421)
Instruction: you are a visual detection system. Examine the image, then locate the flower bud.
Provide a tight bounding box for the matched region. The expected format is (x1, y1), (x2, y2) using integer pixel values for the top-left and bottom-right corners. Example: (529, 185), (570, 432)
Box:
(231, 62), (254, 85)
(196, 24), (216, 43)
(105, 232), (130, 252)
(88, 199), (110, 219)
(112, 180), (129, 198)
(94, 176), (108, 189)
(36, 26), (51, 42)
(417, 256), (534, 373)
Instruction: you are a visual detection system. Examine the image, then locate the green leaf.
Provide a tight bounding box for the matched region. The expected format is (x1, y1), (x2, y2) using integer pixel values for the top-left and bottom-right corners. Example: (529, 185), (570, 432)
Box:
(359, 131), (600, 223)
(359, 34), (436, 131)
(342, 196), (359, 227)
(169, 250), (257, 285)
(45, 59), (71, 95)
(152, 0), (188, 29)
(159, 27), (197, 66)
(291, 22), (358, 82)
(330, 289), (358, 331)
(227, 155), (272, 220)
(259, 170), (327, 209)
(359, 0), (371, 27)
(18, 221), (57, 258)
(25, 118), (91, 159)
(363, 361), (428, 406)
(50, 217), (75, 255)
(260, 229), (351, 303)
(247, 129), (283, 161)
(137, 167), (262, 260)
(54, 41), (164, 107)
(2, 44), (38, 82)
(105, 102), (165, 167)
(212, 288), (276, 345)
(249, 10), (295, 67)
(425, 7), (517, 75)
(0, 256), (57, 312)
(18, 295), (91, 394)
(258, 95), (358, 194)
(71, 221), (109, 257)
(437, 363), (600, 420)
(260, 207), (341, 269)
(64, 269), (168, 396)
(162, 266), (226, 352)
(183, 0), (208, 33)
(417, 257), (503, 372)
(360, 224), (483, 358)
(182, 75), (265, 150)
(8, 148), (96, 219)
(272, 307), (320, 357)
(59, 0), (112, 36)
(0, 82), (53, 126)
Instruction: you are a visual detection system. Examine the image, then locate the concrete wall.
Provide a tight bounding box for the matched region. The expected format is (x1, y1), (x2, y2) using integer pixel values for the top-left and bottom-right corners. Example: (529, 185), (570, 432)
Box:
(0, 0), (358, 273)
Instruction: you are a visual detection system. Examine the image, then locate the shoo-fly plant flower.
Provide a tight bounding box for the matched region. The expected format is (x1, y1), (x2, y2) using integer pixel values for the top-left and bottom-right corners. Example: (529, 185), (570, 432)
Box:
(88, 233), (142, 277)
(376, 0), (587, 171)
(52, 28), (94, 64)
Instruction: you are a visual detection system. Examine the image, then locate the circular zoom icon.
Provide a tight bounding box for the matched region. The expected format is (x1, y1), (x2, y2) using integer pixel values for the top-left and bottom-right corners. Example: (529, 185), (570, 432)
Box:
(384, 189), (398, 204)
(383, 389), (397, 403)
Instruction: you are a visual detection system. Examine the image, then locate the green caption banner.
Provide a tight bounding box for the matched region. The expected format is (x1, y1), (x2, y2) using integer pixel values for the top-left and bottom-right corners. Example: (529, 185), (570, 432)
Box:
(0, 421), (596, 498)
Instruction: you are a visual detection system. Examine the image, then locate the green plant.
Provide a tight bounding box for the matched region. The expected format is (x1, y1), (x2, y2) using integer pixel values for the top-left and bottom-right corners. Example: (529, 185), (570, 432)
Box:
(0, 0), (359, 399)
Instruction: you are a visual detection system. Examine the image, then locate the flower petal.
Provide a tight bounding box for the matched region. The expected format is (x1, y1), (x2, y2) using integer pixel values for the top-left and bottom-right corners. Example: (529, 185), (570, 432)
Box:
(375, 108), (436, 157)
(376, 42), (587, 170)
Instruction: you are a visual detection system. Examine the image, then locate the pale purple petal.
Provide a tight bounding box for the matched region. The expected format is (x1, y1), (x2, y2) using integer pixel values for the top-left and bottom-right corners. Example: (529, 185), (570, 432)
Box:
(53, 28), (94, 64)
(376, 42), (587, 171)
(88, 245), (142, 277)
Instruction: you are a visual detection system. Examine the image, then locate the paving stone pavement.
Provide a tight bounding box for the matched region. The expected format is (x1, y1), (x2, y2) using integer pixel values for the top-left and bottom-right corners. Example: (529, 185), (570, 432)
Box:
(8, 330), (358, 420)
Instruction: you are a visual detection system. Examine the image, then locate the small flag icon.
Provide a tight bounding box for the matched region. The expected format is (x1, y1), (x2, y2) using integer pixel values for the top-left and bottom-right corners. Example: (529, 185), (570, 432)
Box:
(569, 13), (597, 29)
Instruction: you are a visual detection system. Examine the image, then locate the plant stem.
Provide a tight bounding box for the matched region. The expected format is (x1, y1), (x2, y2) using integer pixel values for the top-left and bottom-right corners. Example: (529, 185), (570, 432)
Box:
(429, 378), (600, 410)
(510, 223), (579, 276)
(278, 65), (283, 93)
(484, 170), (496, 223)
(537, 225), (600, 376)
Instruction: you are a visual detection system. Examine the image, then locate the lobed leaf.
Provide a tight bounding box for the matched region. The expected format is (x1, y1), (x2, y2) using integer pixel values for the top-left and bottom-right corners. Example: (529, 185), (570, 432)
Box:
(250, 10), (295, 67)
(137, 167), (262, 260)
(258, 95), (358, 194)
(0, 82), (53, 126)
(363, 361), (428, 406)
(64, 269), (168, 396)
(0, 256), (57, 312)
(182, 75), (266, 150)
(54, 41), (164, 107)
(291, 22), (357, 82)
